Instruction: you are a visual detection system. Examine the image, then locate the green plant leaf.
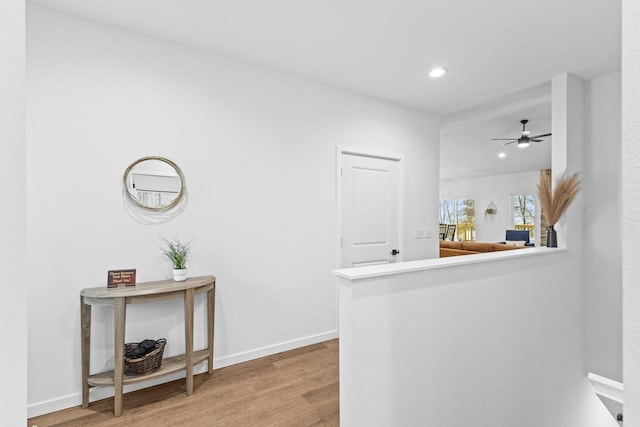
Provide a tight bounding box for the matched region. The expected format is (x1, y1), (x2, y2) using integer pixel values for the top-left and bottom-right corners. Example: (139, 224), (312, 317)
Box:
(160, 237), (191, 269)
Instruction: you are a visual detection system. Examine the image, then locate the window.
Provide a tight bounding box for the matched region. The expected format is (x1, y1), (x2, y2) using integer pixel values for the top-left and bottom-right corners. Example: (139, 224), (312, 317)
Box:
(439, 199), (455, 224)
(512, 194), (535, 240)
(439, 198), (475, 241)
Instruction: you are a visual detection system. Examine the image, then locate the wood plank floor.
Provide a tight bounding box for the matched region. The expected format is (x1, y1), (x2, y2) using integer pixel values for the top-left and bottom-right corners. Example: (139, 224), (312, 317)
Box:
(28, 339), (338, 427)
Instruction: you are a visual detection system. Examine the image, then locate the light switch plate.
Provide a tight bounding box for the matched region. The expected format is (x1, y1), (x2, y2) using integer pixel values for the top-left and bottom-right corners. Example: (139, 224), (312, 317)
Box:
(424, 228), (433, 238)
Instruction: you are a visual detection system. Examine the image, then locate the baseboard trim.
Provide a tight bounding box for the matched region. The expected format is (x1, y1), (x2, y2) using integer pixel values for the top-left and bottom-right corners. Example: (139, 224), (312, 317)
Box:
(215, 330), (338, 368)
(27, 330), (338, 419)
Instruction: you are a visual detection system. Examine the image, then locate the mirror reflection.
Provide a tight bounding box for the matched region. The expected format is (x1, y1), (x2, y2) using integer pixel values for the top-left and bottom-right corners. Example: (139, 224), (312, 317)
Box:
(123, 157), (185, 210)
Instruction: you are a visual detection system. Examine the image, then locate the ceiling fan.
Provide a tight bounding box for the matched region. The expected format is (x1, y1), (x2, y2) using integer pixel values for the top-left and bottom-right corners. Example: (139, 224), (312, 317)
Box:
(492, 119), (551, 148)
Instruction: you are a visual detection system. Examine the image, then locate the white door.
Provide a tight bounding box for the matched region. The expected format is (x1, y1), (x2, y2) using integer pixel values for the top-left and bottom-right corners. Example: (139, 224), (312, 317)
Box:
(340, 152), (401, 267)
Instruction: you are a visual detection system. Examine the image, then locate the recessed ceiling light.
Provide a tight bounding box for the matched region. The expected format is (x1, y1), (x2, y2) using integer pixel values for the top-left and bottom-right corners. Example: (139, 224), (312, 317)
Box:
(429, 67), (447, 78)
(498, 152), (506, 158)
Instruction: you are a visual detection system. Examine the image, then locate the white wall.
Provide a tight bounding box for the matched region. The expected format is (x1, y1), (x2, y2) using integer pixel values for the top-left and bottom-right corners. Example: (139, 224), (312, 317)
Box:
(337, 251), (615, 427)
(583, 72), (622, 382)
(623, 0), (640, 423)
(440, 171), (540, 244)
(442, 73), (624, 390)
(26, 5), (440, 416)
(0, 0), (27, 423)
(551, 74), (585, 250)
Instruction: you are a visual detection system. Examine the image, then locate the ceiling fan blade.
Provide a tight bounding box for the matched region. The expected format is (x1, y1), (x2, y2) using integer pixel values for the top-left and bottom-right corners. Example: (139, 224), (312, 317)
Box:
(530, 133), (551, 139)
(503, 140), (517, 145)
(492, 138), (518, 141)
(530, 139), (544, 142)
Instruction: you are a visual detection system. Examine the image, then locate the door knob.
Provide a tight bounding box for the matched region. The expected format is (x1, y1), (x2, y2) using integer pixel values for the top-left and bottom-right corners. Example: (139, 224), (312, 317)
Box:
(390, 249), (400, 256)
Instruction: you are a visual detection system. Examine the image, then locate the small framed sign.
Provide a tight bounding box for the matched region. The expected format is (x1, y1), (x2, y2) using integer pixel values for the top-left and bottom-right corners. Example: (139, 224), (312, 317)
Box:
(107, 269), (137, 288)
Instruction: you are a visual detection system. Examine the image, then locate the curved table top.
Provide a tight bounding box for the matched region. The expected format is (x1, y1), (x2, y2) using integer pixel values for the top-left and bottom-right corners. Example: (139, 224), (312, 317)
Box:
(80, 275), (215, 299)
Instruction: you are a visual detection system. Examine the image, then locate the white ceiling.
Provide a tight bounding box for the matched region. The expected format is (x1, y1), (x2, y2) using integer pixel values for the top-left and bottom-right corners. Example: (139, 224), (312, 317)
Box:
(31, 0), (620, 180)
(31, 0), (621, 115)
(440, 82), (552, 181)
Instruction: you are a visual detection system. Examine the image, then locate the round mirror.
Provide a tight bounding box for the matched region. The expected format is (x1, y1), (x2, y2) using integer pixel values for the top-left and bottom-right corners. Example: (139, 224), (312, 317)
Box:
(123, 156), (185, 211)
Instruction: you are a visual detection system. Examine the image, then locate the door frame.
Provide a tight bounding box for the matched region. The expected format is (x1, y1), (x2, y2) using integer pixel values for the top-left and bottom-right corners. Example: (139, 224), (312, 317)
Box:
(335, 145), (405, 269)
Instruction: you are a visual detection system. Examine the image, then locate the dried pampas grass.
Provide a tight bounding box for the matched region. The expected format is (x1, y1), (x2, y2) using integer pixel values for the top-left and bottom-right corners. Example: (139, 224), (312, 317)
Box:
(537, 172), (581, 226)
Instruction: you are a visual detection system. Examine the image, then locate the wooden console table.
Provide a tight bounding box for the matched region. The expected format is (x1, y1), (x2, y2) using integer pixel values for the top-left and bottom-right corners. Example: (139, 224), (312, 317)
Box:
(80, 275), (216, 416)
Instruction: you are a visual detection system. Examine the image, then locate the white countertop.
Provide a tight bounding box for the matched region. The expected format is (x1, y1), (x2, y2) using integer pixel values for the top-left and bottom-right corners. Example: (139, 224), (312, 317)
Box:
(332, 247), (566, 281)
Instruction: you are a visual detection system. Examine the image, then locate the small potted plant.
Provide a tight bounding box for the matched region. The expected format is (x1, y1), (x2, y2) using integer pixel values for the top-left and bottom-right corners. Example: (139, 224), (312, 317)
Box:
(161, 237), (191, 281)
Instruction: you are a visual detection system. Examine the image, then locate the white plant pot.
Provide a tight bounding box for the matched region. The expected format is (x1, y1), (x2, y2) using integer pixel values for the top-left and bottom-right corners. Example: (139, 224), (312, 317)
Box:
(173, 269), (188, 282)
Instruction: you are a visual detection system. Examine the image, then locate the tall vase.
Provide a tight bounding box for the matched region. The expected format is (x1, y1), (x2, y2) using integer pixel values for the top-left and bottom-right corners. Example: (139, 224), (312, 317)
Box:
(546, 225), (557, 248)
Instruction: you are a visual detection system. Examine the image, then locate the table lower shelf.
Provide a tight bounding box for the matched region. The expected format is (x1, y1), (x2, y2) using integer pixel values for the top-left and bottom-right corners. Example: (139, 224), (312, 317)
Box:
(87, 349), (210, 387)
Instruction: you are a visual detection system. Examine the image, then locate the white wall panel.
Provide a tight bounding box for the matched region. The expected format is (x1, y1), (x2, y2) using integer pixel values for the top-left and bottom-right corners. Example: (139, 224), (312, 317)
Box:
(337, 250), (615, 426)
(0, 0), (26, 423)
(623, 0), (640, 423)
(584, 72), (622, 382)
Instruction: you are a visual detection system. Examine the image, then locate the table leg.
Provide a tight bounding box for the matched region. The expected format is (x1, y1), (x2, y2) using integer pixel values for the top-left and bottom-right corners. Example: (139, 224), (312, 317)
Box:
(81, 297), (91, 408)
(114, 297), (126, 416)
(185, 288), (194, 395)
(207, 282), (215, 374)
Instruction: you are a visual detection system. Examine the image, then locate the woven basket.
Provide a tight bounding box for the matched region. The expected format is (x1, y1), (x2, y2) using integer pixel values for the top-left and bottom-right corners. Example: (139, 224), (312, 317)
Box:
(124, 338), (166, 376)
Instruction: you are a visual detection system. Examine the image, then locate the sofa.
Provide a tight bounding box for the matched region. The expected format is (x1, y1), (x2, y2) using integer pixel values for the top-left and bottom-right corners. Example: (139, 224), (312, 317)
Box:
(439, 240), (530, 257)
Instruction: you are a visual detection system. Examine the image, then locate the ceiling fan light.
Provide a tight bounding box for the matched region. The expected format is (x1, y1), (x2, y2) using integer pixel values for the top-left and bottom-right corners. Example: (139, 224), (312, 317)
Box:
(429, 67), (447, 78)
(517, 140), (530, 148)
